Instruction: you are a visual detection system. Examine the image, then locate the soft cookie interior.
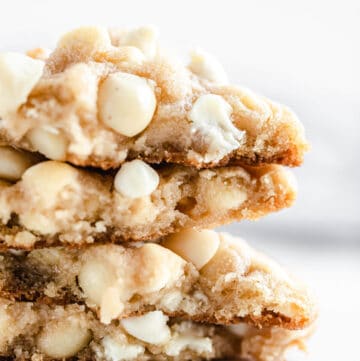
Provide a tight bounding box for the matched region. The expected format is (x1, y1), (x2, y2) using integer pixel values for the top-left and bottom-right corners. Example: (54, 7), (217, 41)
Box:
(0, 26), (308, 170)
(0, 155), (296, 249)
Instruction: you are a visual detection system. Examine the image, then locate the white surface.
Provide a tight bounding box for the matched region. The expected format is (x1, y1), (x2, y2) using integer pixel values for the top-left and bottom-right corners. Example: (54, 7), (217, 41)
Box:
(0, 1), (359, 360)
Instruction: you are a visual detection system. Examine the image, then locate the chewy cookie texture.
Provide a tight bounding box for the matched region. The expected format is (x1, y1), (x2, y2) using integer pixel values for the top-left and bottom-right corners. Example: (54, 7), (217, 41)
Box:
(0, 25), (315, 361)
(0, 150), (296, 249)
(0, 230), (316, 328)
(0, 302), (310, 361)
(0, 26), (308, 170)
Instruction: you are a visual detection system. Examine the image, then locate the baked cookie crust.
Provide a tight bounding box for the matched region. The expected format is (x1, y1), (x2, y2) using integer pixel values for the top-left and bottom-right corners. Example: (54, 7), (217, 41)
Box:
(0, 26), (308, 170)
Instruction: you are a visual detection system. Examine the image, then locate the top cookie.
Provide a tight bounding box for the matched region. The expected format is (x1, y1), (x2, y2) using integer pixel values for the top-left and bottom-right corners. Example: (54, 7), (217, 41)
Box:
(0, 26), (308, 170)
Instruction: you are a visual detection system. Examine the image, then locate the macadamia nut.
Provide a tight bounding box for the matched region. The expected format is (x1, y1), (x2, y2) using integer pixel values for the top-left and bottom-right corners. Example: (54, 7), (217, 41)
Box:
(0, 146), (37, 181)
(27, 127), (68, 161)
(162, 229), (220, 270)
(36, 317), (91, 358)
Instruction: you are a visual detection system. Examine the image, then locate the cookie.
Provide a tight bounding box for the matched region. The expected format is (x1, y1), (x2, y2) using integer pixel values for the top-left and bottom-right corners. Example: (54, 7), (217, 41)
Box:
(0, 155), (296, 249)
(0, 26), (308, 170)
(0, 230), (316, 329)
(0, 301), (312, 361)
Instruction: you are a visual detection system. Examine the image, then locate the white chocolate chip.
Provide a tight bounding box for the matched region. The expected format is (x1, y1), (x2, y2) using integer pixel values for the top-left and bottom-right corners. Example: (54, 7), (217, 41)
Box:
(189, 94), (245, 163)
(78, 258), (118, 305)
(117, 46), (145, 65)
(27, 127), (68, 161)
(0, 146), (37, 181)
(122, 26), (158, 59)
(188, 49), (228, 84)
(159, 291), (183, 312)
(78, 244), (184, 324)
(98, 72), (156, 137)
(114, 160), (159, 198)
(121, 311), (171, 345)
(162, 229), (220, 270)
(36, 318), (91, 358)
(100, 287), (124, 324)
(165, 334), (212, 356)
(0, 52), (44, 117)
(79, 256), (124, 324)
(102, 336), (145, 361)
(136, 243), (186, 293)
(58, 26), (111, 52)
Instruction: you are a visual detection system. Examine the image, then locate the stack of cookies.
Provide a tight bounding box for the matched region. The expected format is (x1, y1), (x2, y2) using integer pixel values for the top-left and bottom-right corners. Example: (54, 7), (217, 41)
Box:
(0, 26), (316, 361)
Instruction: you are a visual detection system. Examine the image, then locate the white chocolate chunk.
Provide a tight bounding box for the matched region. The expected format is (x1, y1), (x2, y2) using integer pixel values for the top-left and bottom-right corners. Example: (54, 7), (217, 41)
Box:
(98, 72), (156, 137)
(36, 318), (91, 358)
(102, 336), (145, 361)
(27, 127), (68, 161)
(78, 258), (117, 305)
(159, 291), (183, 312)
(100, 286), (124, 324)
(122, 26), (158, 59)
(78, 244), (185, 324)
(188, 49), (228, 84)
(21, 161), (78, 208)
(0, 52), (44, 117)
(117, 46), (145, 65)
(165, 334), (212, 356)
(114, 160), (159, 198)
(121, 311), (171, 344)
(189, 94), (245, 163)
(162, 229), (220, 270)
(0, 146), (36, 181)
(58, 26), (111, 51)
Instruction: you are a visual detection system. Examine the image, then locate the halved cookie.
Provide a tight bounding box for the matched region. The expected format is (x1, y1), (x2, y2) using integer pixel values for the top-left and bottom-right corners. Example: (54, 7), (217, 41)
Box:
(0, 156), (296, 249)
(0, 301), (312, 361)
(0, 230), (316, 329)
(0, 26), (308, 170)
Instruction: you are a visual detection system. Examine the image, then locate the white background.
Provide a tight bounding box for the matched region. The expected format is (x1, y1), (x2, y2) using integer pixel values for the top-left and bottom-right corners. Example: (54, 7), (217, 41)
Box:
(0, 0), (359, 360)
